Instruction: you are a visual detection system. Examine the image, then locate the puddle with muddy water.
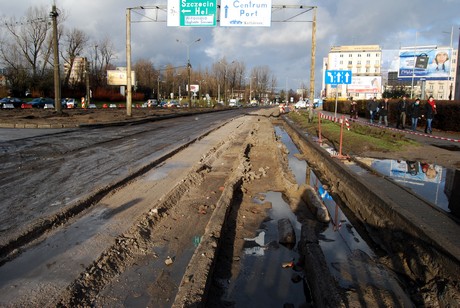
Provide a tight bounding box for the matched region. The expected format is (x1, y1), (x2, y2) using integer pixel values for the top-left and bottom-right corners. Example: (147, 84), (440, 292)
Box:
(215, 127), (380, 305)
(274, 126), (376, 283)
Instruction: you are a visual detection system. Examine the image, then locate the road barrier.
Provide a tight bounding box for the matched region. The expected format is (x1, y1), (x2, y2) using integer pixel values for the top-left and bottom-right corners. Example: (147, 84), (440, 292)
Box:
(317, 112), (349, 159)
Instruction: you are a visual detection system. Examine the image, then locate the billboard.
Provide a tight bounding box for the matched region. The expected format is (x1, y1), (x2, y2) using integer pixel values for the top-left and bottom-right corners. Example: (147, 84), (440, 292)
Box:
(107, 70), (136, 86)
(347, 76), (381, 94)
(398, 47), (452, 80)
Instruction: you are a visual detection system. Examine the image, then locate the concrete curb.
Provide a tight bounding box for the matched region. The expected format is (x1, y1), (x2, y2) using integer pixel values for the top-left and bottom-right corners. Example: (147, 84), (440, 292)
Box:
(0, 108), (232, 129)
(282, 116), (460, 281)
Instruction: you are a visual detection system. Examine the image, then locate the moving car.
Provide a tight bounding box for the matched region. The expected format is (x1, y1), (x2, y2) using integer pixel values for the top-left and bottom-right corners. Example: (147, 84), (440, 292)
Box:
(294, 100), (309, 109)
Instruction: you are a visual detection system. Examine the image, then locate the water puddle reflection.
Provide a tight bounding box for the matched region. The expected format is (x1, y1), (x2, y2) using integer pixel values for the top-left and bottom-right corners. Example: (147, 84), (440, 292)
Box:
(275, 125), (376, 286)
(222, 191), (307, 306)
(353, 157), (459, 216)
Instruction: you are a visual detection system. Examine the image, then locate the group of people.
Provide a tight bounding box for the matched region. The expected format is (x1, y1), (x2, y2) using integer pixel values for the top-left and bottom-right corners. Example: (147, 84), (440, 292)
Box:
(361, 95), (437, 133)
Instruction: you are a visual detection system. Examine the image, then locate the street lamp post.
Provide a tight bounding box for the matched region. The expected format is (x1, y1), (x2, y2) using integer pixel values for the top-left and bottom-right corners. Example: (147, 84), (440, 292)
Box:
(177, 38), (201, 107)
(245, 76), (255, 103)
(219, 60), (234, 105)
(443, 27), (454, 100)
(157, 75), (161, 102)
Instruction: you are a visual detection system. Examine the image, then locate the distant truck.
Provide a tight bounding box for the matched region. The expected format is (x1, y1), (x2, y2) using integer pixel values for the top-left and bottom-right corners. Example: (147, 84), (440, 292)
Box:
(294, 100), (309, 109)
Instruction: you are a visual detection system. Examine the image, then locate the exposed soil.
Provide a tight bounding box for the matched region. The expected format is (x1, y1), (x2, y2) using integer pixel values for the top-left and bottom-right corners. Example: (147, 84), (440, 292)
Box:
(0, 107), (459, 306)
(0, 107), (220, 127)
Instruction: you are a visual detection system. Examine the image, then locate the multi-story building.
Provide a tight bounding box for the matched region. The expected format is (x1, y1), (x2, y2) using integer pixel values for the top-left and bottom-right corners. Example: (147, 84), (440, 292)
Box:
(64, 57), (87, 85)
(323, 45), (382, 100)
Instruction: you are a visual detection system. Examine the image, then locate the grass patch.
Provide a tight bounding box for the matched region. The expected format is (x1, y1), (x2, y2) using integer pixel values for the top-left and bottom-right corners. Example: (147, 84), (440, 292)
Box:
(287, 111), (419, 155)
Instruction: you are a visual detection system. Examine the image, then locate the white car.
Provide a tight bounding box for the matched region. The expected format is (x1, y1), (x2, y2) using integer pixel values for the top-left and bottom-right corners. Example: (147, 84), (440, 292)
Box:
(294, 100), (309, 109)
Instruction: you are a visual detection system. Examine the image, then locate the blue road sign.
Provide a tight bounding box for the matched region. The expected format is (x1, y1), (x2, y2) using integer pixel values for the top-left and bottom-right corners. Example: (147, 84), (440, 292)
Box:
(325, 70), (352, 85)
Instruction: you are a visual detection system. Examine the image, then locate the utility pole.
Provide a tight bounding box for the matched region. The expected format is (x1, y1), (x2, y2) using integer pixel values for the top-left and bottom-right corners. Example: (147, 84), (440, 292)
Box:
(307, 7), (317, 122)
(126, 8), (132, 116)
(85, 58), (90, 105)
(51, 4), (61, 112)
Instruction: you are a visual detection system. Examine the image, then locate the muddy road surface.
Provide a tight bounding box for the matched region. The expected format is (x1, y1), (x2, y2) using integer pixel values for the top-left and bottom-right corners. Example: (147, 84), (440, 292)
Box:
(0, 108), (459, 307)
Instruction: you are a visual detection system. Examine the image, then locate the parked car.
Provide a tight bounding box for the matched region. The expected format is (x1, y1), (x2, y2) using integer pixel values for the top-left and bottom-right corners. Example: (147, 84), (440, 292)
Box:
(146, 99), (158, 107)
(166, 100), (179, 108)
(0, 97), (25, 108)
(29, 97), (55, 108)
(61, 98), (77, 108)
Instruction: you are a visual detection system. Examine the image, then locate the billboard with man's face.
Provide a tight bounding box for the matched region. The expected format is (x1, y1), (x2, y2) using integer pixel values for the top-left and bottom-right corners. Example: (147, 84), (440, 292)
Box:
(398, 47), (452, 80)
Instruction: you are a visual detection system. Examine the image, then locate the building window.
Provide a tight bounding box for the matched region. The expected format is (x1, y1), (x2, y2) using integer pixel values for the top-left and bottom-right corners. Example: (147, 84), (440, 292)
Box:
(340, 54), (343, 57)
(349, 54), (352, 57)
(429, 85), (434, 90)
(348, 60), (352, 65)
(358, 54), (362, 57)
(367, 53), (371, 57)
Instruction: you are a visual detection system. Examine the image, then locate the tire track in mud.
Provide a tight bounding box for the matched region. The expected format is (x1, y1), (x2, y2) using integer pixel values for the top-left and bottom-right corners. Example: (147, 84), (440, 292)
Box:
(0, 115), (255, 307)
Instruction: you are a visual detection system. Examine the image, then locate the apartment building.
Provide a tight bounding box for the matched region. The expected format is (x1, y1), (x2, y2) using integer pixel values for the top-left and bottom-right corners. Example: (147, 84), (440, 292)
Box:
(323, 45), (382, 100)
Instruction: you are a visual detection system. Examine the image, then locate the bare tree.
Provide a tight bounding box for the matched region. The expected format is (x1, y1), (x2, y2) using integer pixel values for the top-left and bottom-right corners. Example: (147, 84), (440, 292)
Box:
(133, 58), (158, 98)
(1, 6), (53, 93)
(91, 37), (116, 87)
(251, 66), (267, 101)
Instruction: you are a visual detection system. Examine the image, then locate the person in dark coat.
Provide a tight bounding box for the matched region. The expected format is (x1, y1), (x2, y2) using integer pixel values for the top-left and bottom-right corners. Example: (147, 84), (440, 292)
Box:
(409, 98), (421, 131)
(424, 96), (437, 134)
(366, 97), (379, 123)
(396, 95), (408, 129)
(378, 98), (389, 127)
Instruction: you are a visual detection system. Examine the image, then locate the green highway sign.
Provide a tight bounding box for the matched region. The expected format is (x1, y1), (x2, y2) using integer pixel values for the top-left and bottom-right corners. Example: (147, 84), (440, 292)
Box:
(179, 0), (217, 27)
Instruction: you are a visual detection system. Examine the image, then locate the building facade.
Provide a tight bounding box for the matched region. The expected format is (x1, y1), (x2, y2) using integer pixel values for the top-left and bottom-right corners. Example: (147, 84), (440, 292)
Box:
(323, 45), (382, 100)
(64, 57), (87, 86)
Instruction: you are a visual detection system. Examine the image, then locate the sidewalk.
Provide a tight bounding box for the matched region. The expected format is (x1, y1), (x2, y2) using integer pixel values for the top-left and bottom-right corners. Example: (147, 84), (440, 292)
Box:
(317, 109), (460, 144)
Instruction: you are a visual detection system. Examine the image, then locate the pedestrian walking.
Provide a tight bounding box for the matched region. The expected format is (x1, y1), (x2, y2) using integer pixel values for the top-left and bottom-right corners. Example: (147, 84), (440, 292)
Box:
(409, 98), (421, 131)
(378, 98), (389, 127)
(366, 97), (379, 123)
(424, 96), (437, 134)
(396, 95), (408, 129)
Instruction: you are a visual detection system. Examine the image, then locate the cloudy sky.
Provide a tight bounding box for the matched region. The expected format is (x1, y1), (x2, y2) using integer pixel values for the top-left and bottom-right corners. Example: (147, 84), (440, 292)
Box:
(2, 0), (460, 94)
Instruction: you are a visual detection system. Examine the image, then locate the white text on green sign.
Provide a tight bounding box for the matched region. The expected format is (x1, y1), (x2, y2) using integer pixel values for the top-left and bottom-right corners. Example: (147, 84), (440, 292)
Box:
(181, 0), (217, 27)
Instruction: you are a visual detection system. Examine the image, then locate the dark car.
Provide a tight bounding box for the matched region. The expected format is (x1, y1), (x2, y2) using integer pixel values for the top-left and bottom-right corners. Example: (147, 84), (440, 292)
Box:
(0, 97), (25, 108)
(29, 97), (55, 108)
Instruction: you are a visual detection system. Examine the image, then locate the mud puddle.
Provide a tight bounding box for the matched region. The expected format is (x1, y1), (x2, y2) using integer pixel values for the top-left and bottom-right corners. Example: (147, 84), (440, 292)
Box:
(215, 191), (309, 307)
(275, 126), (376, 283)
